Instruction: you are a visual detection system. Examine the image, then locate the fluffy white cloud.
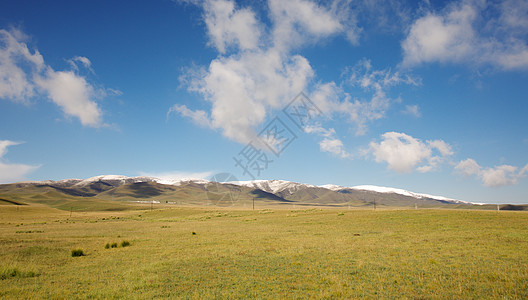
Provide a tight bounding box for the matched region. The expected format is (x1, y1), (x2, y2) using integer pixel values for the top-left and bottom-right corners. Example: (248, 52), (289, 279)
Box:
(0, 29), (43, 103)
(0, 28), (114, 127)
(402, 0), (528, 70)
(369, 132), (453, 173)
(455, 158), (481, 176)
(175, 0), (348, 145)
(175, 1), (415, 148)
(455, 158), (528, 187)
(0, 140), (40, 183)
(35, 70), (102, 127)
(305, 124), (350, 158)
(402, 3), (476, 66)
(203, 0), (261, 53)
(269, 0), (343, 51)
(319, 138), (349, 158)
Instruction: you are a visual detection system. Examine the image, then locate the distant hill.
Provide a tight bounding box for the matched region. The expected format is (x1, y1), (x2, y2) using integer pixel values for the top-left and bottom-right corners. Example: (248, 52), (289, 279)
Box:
(1, 175), (523, 211)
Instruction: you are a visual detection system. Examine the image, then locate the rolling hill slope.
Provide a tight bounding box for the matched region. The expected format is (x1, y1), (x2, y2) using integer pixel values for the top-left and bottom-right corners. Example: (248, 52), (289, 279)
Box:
(1, 175), (522, 211)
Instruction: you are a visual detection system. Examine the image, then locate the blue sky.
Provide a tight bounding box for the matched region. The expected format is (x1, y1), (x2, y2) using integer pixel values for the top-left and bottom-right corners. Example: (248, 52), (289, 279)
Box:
(1, 0), (527, 204)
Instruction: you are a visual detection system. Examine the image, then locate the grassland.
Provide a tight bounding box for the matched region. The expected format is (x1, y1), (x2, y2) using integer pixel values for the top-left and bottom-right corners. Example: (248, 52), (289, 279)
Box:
(1, 205), (527, 298)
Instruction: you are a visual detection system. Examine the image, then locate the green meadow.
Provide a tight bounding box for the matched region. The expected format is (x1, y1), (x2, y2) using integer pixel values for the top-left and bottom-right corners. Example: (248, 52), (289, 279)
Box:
(1, 205), (527, 298)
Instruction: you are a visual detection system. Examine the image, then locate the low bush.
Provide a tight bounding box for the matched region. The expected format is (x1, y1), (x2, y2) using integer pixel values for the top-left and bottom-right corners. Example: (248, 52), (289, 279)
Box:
(71, 249), (84, 257)
(0, 267), (38, 280)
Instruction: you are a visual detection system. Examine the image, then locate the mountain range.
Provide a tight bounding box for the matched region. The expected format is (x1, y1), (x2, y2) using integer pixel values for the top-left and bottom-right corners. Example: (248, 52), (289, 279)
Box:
(0, 175), (497, 211)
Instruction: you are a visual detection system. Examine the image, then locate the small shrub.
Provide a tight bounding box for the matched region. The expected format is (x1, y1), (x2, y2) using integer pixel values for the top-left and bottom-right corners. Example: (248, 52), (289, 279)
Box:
(105, 243), (110, 249)
(0, 268), (19, 280)
(71, 249), (84, 257)
(192, 231), (197, 235)
(0, 268), (38, 280)
(111, 243), (118, 248)
(121, 240), (130, 247)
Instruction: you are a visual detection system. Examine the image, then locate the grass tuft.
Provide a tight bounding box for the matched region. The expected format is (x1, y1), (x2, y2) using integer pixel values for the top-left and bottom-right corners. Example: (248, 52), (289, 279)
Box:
(0, 267), (38, 280)
(70, 249), (84, 257)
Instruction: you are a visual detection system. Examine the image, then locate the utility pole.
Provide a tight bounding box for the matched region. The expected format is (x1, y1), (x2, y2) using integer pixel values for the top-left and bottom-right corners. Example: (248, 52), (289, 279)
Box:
(252, 197), (255, 210)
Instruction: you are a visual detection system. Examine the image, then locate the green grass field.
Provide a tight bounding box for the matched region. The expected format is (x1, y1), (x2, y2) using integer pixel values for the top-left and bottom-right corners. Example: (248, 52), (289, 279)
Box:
(1, 205), (527, 298)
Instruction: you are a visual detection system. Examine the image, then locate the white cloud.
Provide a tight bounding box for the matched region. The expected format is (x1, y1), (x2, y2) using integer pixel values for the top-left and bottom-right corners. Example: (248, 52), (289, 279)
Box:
(369, 132), (453, 173)
(402, 0), (528, 70)
(304, 124), (336, 137)
(319, 138), (350, 158)
(269, 0), (343, 51)
(0, 28), (114, 127)
(67, 56), (93, 73)
(456, 158), (481, 176)
(167, 104), (212, 128)
(481, 165), (519, 187)
(455, 158), (528, 187)
(401, 3), (476, 66)
(402, 104), (421, 117)
(177, 1), (413, 149)
(179, 0), (345, 145)
(339, 59), (420, 135)
(192, 50), (313, 144)
(305, 124), (349, 158)
(0, 140), (40, 183)
(0, 140), (19, 157)
(35, 70), (102, 127)
(0, 29), (43, 103)
(203, 0), (261, 53)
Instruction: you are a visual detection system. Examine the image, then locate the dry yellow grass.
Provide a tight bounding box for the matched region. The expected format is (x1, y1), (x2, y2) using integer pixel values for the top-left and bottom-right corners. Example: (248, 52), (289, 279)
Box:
(1, 205), (527, 298)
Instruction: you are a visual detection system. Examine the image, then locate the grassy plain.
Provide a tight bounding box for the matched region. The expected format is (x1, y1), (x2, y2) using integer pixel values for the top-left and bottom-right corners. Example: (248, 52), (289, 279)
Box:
(1, 205), (527, 298)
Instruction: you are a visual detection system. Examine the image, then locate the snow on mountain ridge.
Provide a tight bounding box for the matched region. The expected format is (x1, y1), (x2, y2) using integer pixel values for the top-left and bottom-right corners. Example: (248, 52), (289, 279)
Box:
(319, 184), (345, 191)
(347, 185), (476, 204)
(234, 180), (316, 194)
(46, 175), (211, 187)
(73, 175), (156, 187)
(14, 176), (473, 204)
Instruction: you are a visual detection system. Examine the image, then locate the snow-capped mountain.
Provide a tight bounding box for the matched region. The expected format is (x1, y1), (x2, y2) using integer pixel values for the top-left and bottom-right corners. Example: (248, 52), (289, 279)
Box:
(234, 180), (317, 194)
(11, 175), (475, 205)
(72, 175), (157, 187)
(23, 175), (211, 188)
(233, 179), (472, 204)
(342, 185), (473, 204)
